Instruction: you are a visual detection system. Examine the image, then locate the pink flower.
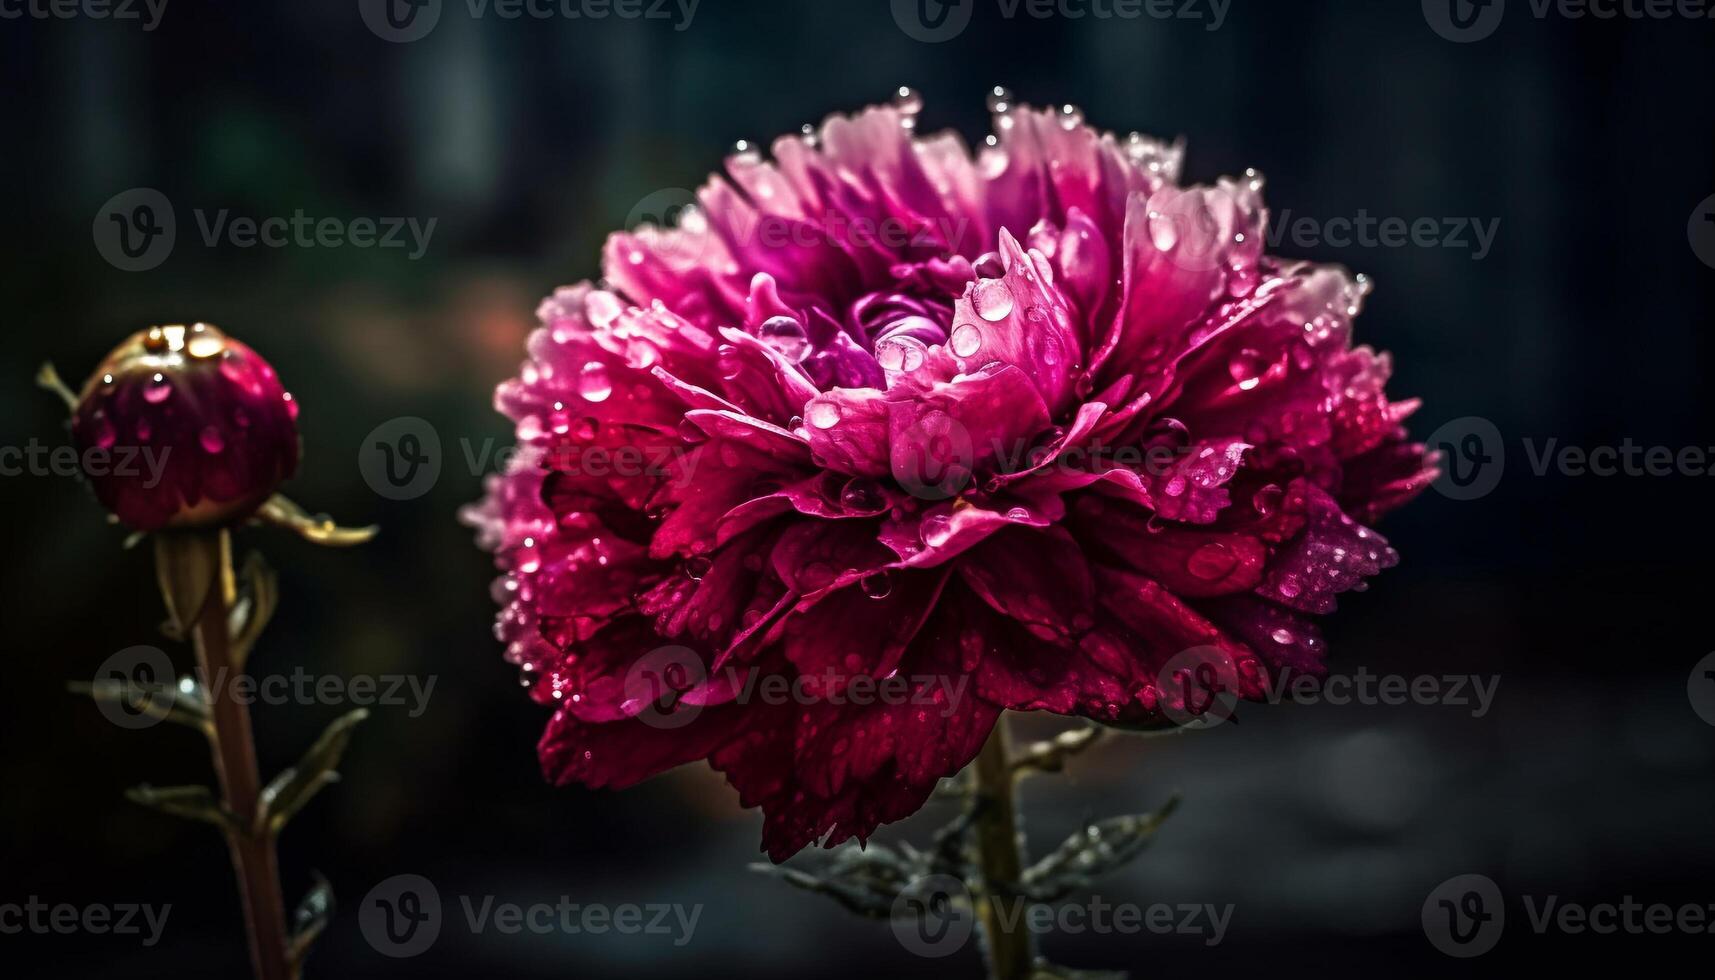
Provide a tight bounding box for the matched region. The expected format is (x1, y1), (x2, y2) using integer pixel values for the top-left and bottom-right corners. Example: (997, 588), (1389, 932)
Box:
(71, 323), (300, 531)
(466, 94), (1436, 861)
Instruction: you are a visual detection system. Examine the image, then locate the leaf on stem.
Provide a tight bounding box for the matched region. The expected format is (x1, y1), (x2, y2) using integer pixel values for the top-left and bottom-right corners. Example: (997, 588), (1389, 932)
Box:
(256, 495), (378, 548)
(126, 783), (236, 830)
(1020, 796), (1181, 903)
(259, 708), (369, 835)
(228, 550), (279, 670)
(289, 872), (335, 969)
(36, 362), (79, 412)
(69, 675), (211, 733)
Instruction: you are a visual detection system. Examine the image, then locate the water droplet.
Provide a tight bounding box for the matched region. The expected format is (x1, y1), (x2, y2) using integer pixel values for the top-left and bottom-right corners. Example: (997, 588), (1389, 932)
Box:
(892, 86), (923, 114)
(922, 514), (954, 548)
(950, 323), (982, 358)
(800, 562), (834, 591)
(1058, 103), (1083, 128)
(90, 410), (115, 449)
(875, 335), (928, 373)
(684, 556), (712, 581)
(860, 570), (893, 599)
(135, 419), (151, 441)
(840, 477), (884, 511)
(1252, 483), (1284, 516)
(578, 361), (612, 402)
(1271, 628), (1294, 645)
(142, 373), (172, 403)
(973, 279), (1015, 321)
(807, 400), (841, 429)
(1277, 575), (1302, 599)
(199, 426), (225, 453)
(986, 85), (1015, 114)
(282, 392), (299, 420)
(758, 315), (811, 363)
(1228, 348), (1268, 391)
(1186, 543), (1237, 582)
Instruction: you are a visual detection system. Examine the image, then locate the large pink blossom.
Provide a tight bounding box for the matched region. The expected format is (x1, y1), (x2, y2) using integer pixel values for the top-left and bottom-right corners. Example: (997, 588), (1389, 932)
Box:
(465, 94), (1436, 861)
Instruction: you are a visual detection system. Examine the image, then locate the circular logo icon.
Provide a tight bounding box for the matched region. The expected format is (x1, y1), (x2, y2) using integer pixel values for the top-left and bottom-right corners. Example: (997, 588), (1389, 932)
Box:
(92, 645), (178, 730)
(1427, 416), (1504, 502)
(891, 874), (975, 958)
(624, 188), (708, 265)
(891, 410), (975, 501)
(891, 0), (973, 42)
(1157, 646), (1242, 730)
(93, 188), (176, 272)
(622, 646), (708, 730)
(1422, 873), (1504, 957)
(359, 0), (442, 43)
(1688, 194), (1715, 270)
(359, 417), (442, 501)
(360, 874), (442, 957)
(1689, 652), (1715, 726)
(1422, 0), (1505, 42)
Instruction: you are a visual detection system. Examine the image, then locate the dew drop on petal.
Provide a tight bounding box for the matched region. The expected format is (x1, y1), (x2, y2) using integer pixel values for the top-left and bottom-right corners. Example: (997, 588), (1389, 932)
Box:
(950, 323), (983, 358)
(1228, 348), (1267, 391)
(973, 279), (1015, 322)
(875, 335), (927, 373)
(199, 426), (225, 453)
(1271, 628), (1294, 645)
(1186, 542), (1238, 581)
(143, 373), (172, 403)
(90, 410), (116, 449)
(860, 570), (893, 599)
(807, 400), (841, 429)
(282, 391), (299, 420)
(578, 361), (612, 403)
(922, 514), (953, 548)
(758, 315), (812, 363)
(684, 556), (712, 581)
(839, 477), (884, 511)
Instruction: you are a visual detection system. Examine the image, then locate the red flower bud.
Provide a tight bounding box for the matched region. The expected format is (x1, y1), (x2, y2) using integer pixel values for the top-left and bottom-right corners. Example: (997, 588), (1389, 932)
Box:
(70, 323), (300, 531)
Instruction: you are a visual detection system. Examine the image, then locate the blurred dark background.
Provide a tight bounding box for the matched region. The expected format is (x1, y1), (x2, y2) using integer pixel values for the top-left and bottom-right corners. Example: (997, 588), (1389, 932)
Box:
(2, 0), (1713, 976)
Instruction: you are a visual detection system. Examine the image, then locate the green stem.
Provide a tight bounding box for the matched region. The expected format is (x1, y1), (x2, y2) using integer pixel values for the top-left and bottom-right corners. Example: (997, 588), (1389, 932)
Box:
(167, 530), (294, 980)
(971, 715), (1034, 980)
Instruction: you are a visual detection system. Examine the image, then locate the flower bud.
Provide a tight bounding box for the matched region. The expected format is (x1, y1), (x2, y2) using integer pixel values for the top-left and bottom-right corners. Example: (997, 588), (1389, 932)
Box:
(71, 323), (300, 530)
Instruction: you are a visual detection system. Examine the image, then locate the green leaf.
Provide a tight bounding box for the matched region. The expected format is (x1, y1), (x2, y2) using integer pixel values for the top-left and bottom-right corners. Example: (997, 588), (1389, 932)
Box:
(228, 551), (279, 670)
(259, 709), (369, 835)
(289, 872), (335, 969)
(69, 675), (210, 732)
(255, 494), (378, 548)
(126, 784), (235, 830)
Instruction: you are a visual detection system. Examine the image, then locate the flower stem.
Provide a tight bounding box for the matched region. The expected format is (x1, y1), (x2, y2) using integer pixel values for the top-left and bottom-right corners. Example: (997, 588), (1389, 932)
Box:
(168, 530), (294, 980)
(970, 715), (1034, 980)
